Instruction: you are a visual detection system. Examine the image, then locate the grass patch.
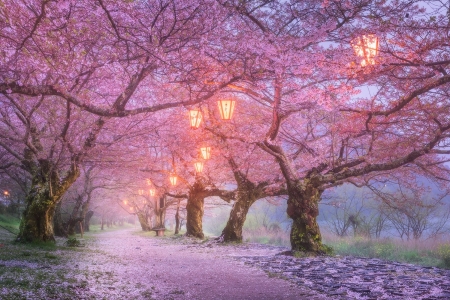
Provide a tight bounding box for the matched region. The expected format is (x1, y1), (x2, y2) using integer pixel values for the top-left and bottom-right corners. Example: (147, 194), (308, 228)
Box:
(0, 213), (20, 235)
(323, 235), (450, 268)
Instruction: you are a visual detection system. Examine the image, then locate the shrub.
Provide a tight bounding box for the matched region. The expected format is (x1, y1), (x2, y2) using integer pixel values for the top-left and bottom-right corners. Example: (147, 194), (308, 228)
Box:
(437, 244), (450, 269)
(65, 237), (81, 247)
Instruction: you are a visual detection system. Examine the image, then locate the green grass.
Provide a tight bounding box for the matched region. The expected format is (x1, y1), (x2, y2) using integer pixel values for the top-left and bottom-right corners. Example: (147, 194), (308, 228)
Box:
(323, 236), (450, 269)
(0, 213), (20, 235)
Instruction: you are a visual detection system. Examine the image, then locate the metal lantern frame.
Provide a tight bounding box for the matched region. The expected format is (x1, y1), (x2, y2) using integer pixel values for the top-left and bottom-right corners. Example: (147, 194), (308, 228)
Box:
(217, 99), (236, 120)
(194, 161), (204, 173)
(200, 146), (211, 160)
(169, 174), (178, 186)
(189, 109), (203, 129)
(149, 188), (156, 197)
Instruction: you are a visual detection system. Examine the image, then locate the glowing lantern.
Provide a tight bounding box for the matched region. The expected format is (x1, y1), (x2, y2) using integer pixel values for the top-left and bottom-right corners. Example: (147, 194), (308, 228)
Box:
(146, 179), (152, 186)
(124, 200), (128, 205)
(169, 174), (178, 186)
(217, 99), (236, 120)
(200, 146), (211, 160)
(3, 190), (9, 197)
(149, 188), (156, 196)
(189, 109), (202, 129)
(194, 161), (204, 173)
(138, 189), (144, 195)
(351, 34), (379, 66)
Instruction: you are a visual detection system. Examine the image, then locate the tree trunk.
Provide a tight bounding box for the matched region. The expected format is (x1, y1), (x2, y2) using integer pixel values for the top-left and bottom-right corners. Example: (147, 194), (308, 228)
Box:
(186, 180), (206, 239)
(175, 200), (180, 235)
(219, 197), (257, 243)
(287, 182), (327, 254)
(218, 158), (265, 243)
(137, 212), (151, 231)
(17, 159), (80, 243)
(67, 195), (83, 235)
(53, 201), (67, 237)
(84, 211), (94, 232)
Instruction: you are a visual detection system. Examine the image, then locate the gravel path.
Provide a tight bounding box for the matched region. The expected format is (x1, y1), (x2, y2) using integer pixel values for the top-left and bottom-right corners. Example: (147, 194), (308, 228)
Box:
(72, 228), (450, 299)
(74, 228), (315, 299)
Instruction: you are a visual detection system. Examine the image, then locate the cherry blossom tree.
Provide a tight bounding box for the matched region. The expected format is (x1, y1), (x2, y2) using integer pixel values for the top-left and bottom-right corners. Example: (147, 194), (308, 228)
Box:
(0, 0), (236, 242)
(208, 0), (450, 253)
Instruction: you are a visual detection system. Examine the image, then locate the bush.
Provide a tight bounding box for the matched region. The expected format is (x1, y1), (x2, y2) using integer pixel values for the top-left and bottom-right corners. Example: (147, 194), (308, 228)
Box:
(64, 237), (81, 247)
(437, 244), (450, 269)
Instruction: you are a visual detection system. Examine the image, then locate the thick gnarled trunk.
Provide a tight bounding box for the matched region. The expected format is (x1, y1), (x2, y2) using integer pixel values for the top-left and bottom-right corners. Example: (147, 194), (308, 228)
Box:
(186, 195), (204, 239)
(220, 197), (256, 242)
(18, 186), (63, 242)
(186, 180), (205, 239)
(287, 182), (327, 254)
(17, 161), (79, 243)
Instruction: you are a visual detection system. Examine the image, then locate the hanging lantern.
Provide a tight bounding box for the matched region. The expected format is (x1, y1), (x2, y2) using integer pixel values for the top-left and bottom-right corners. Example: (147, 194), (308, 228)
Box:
(146, 179), (152, 186)
(200, 146), (211, 160)
(351, 34), (379, 66)
(217, 99), (236, 120)
(124, 200), (128, 205)
(169, 174), (178, 186)
(3, 190), (9, 197)
(138, 189), (144, 195)
(189, 109), (202, 129)
(194, 161), (204, 173)
(149, 188), (156, 196)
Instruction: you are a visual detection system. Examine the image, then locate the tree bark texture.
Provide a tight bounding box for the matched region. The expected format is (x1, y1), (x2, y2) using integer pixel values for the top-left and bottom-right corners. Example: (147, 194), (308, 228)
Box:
(84, 211), (94, 232)
(53, 201), (67, 237)
(287, 181), (327, 253)
(219, 175), (263, 242)
(186, 180), (206, 239)
(137, 212), (151, 231)
(175, 200), (180, 234)
(17, 161), (79, 242)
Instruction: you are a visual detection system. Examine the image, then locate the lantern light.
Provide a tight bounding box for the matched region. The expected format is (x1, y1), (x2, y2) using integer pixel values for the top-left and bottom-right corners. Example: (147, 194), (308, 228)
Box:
(138, 189), (144, 195)
(217, 99), (236, 120)
(194, 161), (204, 173)
(124, 200), (128, 205)
(149, 189), (156, 197)
(146, 179), (152, 186)
(3, 190), (9, 197)
(351, 34), (379, 66)
(200, 146), (211, 160)
(189, 109), (203, 129)
(169, 174), (178, 186)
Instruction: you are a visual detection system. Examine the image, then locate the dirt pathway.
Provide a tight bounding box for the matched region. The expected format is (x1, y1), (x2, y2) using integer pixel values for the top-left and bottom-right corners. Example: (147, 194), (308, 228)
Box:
(75, 228), (318, 299)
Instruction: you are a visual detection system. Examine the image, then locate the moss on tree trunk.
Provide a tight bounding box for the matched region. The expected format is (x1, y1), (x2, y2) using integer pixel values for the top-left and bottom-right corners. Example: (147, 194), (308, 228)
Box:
(17, 188), (59, 242)
(17, 160), (80, 243)
(287, 182), (329, 254)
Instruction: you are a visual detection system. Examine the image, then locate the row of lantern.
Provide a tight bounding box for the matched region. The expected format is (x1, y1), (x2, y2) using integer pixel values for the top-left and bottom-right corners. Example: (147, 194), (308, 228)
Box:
(189, 99), (236, 129)
(138, 146), (211, 191)
(168, 146), (211, 186)
(188, 36), (379, 128)
(138, 189), (156, 196)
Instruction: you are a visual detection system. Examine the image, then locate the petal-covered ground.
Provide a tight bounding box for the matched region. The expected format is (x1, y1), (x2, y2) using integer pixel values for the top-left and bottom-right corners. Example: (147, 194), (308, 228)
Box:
(1, 227), (450, 299)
